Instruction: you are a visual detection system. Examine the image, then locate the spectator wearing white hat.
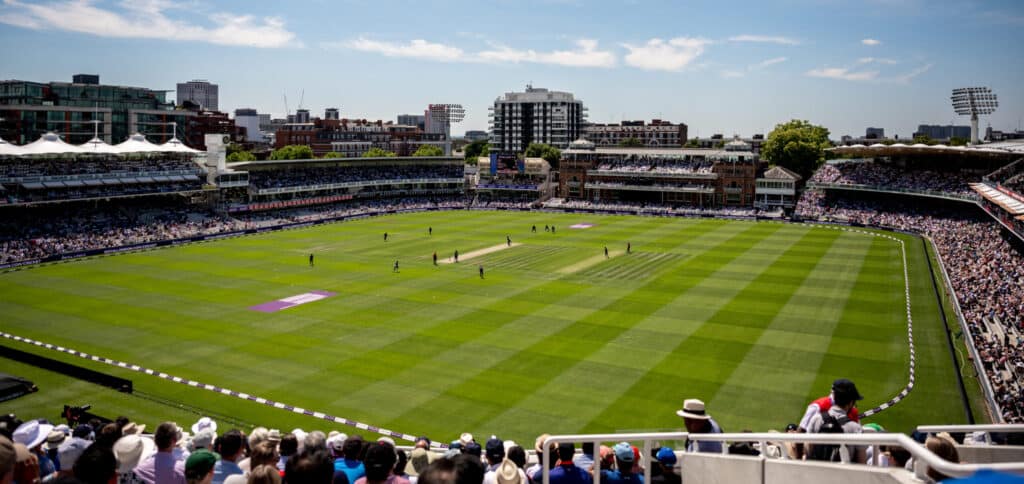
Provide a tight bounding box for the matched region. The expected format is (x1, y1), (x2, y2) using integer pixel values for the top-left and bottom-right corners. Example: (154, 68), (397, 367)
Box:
(676, 399), (723, 454)
(42, 436), (90, 482)
(13, 420), (56, 478)
(114, 434), (156, 484)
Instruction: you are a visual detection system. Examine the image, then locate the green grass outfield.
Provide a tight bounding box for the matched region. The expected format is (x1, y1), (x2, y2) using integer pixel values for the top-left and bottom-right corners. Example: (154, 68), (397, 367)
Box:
(0, 210), (975, 442)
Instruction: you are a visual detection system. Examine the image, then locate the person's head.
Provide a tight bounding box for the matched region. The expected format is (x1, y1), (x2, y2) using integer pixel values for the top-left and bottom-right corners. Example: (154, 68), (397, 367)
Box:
(364, 442), (397, 482)
(598, 446), (614, 470)
(394, 447), (408, 476)
(655, 447), (676, 473)
(677, 399), (712, 433)
(0, 435), (14, 484)
(185, 449), (219, 484)
(73, 443), (117, 484)
(95, 423), (122, 449)
(342, 436), (364, 460)
(57, 437), (91, 473)
(505, 446), (526, 469)
(113, 435), (155, 475)
(249, 464), (282, 484)
(925, 435), (960, 482)
(284, 449), (334, 484)
(304, 431), (327, 454)
(154, 423), (179, 452)
(248, 428), (270, 452)
(12, 443), (38, 484)
(831, 379), (864, 409)
(250, 441), (279, 468)
(217, 430), (245, 462)
(557, 443), (574, 462)
(581, 442), (594, 456)
(417, 454), (484, 484)
(613, 443), (634, 473)
(485, 438), (505, 465)
(279, 434), (298, 458)
(414, 437), (431, 450)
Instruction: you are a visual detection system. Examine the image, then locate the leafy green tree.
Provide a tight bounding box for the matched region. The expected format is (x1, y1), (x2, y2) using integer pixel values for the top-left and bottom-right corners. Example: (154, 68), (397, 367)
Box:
(683, 137), (700, 148)
(362, 147), (397, 158)
(269, 145), (314, 160)
(524, 142), (561, 169)
(618, 137), (643, 147)
(321, 152), (344, 159)
(760, 120), (832, 178)
(912, 134), (937, 146)
(464, 139), (490, 159)
(226, 150), (256, 162)
(412, 145), (444, 157)
(949, 136), (969, 147)
(226, 143), (245, 155)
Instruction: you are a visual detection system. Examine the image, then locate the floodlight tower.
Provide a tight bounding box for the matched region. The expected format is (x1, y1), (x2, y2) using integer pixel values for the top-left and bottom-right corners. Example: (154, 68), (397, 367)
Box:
(951, 87), (998, 145)
(428, 104), (465, 155)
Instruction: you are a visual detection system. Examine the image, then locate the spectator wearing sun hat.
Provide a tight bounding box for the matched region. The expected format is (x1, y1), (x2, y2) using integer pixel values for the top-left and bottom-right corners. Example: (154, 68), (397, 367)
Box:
(114, 434), (157, 484)
(483, 458), (527, 484)
(42, 436), (90, 481)
(13, 420), (56, 478)
(649, 448), (678, 484)
(676, 399), (723, 454)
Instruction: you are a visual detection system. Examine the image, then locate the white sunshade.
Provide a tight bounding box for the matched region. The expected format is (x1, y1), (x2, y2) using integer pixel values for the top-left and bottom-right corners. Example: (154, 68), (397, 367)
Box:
(113, 133), (165, 154)
(0, 137), (25, 156)
(160, 137), (201, 154)
(78, 137), (119, 154)
(19, 132), (86, 155)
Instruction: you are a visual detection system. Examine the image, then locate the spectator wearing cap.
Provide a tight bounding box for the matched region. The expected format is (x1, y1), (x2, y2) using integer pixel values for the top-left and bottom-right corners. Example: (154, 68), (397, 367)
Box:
(649, 448), (677, 484)
(798, 379), (863, 432)
(186, 450), (219, 484)
(135, 422), (187, 484)
(533, 442), (590, 484)
(212, 430), (246, 484)
(805, 383), (863, 462)
(355, 442), (408, 484)
(462, 442), (482, 466)
(42, 436), (89, 481)
(676, 399), (723, 454)
(74, 443), (118, 484)
(114, 434), (156, 484)
(599, 443), (640, 484)
(13, 420), (56, 479)
(484, 438), (505, 473)
(278, 434), (298, 473)
(334, 436), (366, 484)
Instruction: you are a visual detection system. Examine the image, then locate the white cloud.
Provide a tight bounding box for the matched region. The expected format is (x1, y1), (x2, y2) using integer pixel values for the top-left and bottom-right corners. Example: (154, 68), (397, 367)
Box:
(805, 67), (879, 81)
(857, 57), (898, 64)
(753, 57), (787, 69)
(728, 34), (800, 46)
(861, 38), (882, 46)
(621, 37), (710, 71)
(340, 37), (465, 62)
(895, 63), (933, 83)
(478, 39), (616, 68)
(0, 0), (299, 48)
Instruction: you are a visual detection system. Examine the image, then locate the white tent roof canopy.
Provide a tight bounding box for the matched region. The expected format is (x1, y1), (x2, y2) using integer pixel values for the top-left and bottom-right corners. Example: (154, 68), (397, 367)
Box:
(0, 132), (201, 157)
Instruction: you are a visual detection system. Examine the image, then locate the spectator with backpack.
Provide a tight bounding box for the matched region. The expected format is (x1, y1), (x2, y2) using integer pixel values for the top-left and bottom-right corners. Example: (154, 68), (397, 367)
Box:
(805, 381), (864, 462)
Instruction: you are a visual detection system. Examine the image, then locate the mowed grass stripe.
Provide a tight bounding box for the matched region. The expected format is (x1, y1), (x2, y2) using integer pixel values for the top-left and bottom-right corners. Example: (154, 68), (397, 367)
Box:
(480, 223), (802, 436)
(705, 230), (876, 426)
(579, 225), (841, 433)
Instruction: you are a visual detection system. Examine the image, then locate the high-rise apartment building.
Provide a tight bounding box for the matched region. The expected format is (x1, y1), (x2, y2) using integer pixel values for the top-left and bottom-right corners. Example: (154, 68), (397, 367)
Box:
(488, 85), (586, 153)
(176, 80), (218, 111)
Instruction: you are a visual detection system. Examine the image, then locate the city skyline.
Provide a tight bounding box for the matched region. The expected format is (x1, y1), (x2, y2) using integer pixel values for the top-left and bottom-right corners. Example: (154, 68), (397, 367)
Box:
(1, 0), (1022, 139)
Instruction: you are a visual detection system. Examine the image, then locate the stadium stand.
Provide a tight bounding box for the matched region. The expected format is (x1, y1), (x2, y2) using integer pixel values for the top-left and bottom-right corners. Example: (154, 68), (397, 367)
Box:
(808, 161), (981, 200)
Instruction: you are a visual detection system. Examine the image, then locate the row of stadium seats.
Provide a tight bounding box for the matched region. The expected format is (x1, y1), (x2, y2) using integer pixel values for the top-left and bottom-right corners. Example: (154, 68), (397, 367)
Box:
(809, 162), (980, 199)
(595, 157), (714, 175)
(248, 165), (463, 190)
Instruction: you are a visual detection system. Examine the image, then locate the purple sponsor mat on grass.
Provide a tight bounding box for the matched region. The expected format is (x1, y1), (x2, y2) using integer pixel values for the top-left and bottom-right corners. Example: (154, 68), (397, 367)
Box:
(250, 290), (336, 312)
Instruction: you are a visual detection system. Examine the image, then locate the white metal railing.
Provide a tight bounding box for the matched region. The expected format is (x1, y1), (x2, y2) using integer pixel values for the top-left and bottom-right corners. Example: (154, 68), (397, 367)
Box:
(538, 431), (1024, 483)
(918, 424), (1024, 444)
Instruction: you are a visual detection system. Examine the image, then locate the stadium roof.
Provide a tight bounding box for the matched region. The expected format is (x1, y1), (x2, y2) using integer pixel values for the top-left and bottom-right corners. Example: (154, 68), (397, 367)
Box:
(829, 143), (1022, 159)
(972, 183), (1024, 215)
(563, 146), (755, 157)
(0, 137), (24, 156)
(20, 132), (86, 155)
(0, 132), (201, 157)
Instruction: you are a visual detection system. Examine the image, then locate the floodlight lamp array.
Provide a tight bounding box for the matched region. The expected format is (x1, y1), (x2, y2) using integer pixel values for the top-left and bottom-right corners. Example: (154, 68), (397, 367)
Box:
(950, 87), (998, 116)
(428, 104), (466, 123)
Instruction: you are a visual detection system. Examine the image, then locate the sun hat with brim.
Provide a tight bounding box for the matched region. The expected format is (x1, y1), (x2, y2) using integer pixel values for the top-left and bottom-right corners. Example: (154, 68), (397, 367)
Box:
(13, 420), (54, 450)
(121, 422), (146, 436)
(406, 448), (431, 476)
(46, 429), (68, 450)
(497, 458), (522, 484)
(113, 435), (157, 474)
(675, 398), (711, 420)
(266, 429), (282, 443)
(191, 417), (217, 436)
(58, 437), (91, 470)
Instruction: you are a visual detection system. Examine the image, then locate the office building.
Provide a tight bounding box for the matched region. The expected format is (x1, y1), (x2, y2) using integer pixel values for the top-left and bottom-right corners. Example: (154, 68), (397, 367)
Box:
(235, 108), (262, 142)
(489, 85), (586, 153)
(325, 108), (340, 120)
(464, 130), (489, 142)
(914, 125), (971, 141)
(865, 127), (885, 139)
(397, 114), (426, 130)
(176, 80), (218, 111)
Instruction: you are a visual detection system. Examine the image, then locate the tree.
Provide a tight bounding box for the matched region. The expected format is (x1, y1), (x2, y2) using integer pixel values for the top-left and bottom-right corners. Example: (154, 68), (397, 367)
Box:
(683, 137), (700, 148)
(913, 134), (937, 146)
(949, 136), (969, 147)
(226, 143), (245, 155)
(760, 120), (831, 178)
(464, 139), (490, 159)
(226, 150), (256, 162)
(362, 147), (397, 158)
(321, 152), (344, 159)
(619, 137), (643, 147)
(412, 145), (444, 157)
(524, 142), (561, 169)
(269, 145), (314, 160)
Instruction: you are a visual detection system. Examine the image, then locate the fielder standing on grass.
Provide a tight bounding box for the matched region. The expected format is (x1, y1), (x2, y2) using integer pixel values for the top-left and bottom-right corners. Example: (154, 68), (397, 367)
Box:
(604, 246), (609, 258)
(433, 251), (438, 266)
(384, 232), (389, 242)
(507, 235), (512, 247)
(393, 260), (399, 273)
(309, 253), (314, 267)
(479, 265), (484, 279)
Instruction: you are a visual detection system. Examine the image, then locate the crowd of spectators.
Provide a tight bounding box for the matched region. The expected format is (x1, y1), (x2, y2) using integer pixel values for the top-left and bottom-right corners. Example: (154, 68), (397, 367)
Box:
(543, 199), (769, 218)
(1, 157), (200, 180)
(796, 190), (1024, 422)
(595, 157), (714, 175)
(809, 162), (980, 199)
(249, 166), (462, 190)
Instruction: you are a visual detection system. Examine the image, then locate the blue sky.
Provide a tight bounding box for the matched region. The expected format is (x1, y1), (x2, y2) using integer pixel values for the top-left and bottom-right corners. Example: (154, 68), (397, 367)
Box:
(1, 0), (1022, 139)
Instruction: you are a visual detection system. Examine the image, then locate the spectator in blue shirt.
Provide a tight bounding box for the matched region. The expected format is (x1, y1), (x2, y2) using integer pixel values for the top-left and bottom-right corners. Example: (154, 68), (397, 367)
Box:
(533, 443), (591, 484)
(334, 436), (366, 484)
(601, 443), (642, 484)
